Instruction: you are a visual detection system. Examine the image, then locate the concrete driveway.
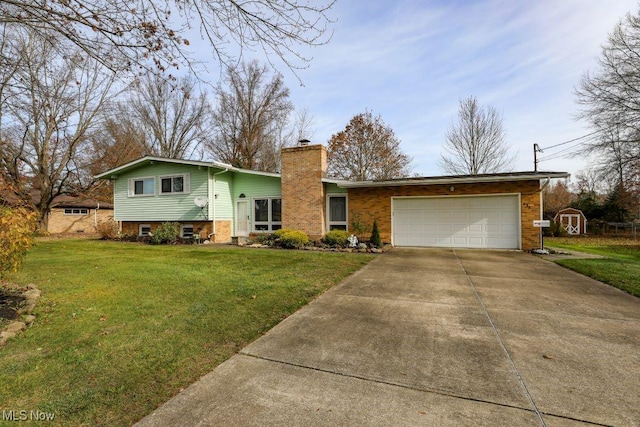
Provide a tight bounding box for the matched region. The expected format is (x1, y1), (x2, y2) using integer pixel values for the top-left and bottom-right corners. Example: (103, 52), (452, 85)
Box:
(136, 249), (640, 426)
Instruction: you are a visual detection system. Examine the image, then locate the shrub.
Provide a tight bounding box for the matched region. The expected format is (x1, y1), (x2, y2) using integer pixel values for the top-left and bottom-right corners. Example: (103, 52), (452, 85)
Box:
(350, 213), (368, 239)
(151, 222), (180, 244)
(272, 228), (294, 239)
(277, 229), (309, 249)
(251, 233), (275, 245)
(0, 206), (37, 278)
(321, 229), (351, 247)
(97, 218), (119, 240)
(370, 220), (382, 247)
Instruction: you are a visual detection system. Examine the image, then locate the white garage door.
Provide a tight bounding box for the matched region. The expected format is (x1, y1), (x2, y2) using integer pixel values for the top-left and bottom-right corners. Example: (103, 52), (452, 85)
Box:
(392, 195), (520, 249)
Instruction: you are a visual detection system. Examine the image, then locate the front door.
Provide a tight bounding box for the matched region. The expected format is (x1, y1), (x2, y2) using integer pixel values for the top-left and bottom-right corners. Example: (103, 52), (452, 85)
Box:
(235, 200), (249, 236)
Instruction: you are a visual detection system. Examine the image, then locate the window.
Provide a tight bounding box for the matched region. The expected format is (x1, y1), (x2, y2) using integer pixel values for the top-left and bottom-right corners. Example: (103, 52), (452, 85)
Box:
(253, 198), (282, 231)
(64, 208), (89, 215)
(327, 195), (347, 230)
(139, 224), (151, 236)
(130, 177), (155, 196)
(181, 224), (194, 238)
(160, 174), (189, 195)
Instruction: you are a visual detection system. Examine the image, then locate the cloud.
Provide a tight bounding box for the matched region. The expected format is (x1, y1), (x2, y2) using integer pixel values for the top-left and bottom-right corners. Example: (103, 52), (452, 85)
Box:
(284, 0), (638, 178)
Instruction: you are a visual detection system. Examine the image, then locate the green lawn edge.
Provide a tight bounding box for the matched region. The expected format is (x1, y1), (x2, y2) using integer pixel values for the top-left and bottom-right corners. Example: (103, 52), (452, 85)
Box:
(546, 237), (640, 297)
(0, 239), (374, 426)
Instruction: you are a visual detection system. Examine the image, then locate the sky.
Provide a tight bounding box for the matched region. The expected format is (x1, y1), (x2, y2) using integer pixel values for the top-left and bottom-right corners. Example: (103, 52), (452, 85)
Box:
(195, 0), (640, 179)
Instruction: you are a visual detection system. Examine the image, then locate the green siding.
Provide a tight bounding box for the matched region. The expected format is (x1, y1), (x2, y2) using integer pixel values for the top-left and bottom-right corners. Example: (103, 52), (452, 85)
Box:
(325, 182), (347, 194)
(232, 172), (282, 199)
(114, 162), (209, 222)
(211, 170), (233, 220)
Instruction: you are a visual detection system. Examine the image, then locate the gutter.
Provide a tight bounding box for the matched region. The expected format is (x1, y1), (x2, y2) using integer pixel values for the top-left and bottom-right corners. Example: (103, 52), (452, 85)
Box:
(337, 172), (570, 188)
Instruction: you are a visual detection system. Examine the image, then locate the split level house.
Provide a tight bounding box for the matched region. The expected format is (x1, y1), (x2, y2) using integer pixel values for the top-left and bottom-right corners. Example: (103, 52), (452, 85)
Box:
(96, 143), (569, 251)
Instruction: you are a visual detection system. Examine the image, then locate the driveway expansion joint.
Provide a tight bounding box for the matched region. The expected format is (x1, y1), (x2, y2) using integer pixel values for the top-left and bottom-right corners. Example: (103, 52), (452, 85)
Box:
(238, 351), (540, 418)
(453, 249), (547, 427)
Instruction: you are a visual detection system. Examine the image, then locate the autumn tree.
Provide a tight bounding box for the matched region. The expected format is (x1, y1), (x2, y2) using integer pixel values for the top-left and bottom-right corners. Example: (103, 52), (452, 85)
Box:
(83, 116), (148, 201)
(0, 29), (117, 230)
(327, 111), (412, 181)
(208, 60), (293, 172)
(440, 96), (515, 175)
(543, 180), (574, 218)
(0, 1), (336, 76)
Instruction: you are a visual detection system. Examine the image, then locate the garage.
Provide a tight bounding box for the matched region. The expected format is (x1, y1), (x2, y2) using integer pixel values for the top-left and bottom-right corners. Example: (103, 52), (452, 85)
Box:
(392, 195), (520, 249)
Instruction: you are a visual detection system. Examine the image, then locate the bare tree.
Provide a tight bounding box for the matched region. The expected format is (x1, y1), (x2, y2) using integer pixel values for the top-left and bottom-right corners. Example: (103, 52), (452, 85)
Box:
(573, 168), (606, 196)
(327, 110), (412, 181)
(0, 30), (117, 230)
(208, 60), (293, 172)
(440, 96), (515, 175)
(291, 108), (317, 143)
(0, 0), (335, 77)
(124, 73), (212, 159)
(576, 9), (640, 193)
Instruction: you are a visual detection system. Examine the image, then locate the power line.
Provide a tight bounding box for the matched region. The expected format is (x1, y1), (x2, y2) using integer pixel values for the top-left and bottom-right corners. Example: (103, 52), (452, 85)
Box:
(538, 130), (600, 151)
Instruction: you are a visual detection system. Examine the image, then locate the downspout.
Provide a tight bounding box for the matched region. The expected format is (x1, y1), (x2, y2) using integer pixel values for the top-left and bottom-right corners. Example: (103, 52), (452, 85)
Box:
(209, 168), (229, 240)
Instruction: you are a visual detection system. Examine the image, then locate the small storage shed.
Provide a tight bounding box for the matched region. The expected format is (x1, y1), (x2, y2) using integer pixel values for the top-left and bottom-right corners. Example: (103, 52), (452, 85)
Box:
(554, 208), (587, 235)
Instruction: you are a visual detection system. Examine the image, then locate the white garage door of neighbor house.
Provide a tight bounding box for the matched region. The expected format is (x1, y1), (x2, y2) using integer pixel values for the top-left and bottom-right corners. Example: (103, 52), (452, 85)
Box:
(392, 195), (520, 249)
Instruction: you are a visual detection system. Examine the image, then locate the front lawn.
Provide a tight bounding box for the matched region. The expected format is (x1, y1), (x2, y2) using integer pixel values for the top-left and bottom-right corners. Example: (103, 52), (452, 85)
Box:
(0, 240), (374, 426)
(545, 237), (640, 297)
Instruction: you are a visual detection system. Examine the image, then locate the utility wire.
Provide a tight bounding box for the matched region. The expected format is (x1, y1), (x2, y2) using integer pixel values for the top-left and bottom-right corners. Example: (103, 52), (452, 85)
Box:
(538, 130), (600, 151)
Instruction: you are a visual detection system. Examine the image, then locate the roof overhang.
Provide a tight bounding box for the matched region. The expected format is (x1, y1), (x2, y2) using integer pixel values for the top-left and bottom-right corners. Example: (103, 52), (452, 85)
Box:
(94, 156), (281, 179)
(336, 171), (570, 188)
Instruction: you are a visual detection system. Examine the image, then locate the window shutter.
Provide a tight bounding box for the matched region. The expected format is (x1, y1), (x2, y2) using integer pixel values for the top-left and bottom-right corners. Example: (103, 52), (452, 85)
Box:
(128, 179), (133, 197)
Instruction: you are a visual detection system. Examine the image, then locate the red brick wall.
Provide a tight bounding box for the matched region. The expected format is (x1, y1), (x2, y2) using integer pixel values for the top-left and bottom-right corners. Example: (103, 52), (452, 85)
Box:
(281, 144), (327, 239)
(347, 180), (542, 251)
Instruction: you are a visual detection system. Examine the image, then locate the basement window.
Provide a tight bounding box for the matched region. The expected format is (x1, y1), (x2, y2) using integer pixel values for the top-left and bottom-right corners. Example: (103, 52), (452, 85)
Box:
(64, 208), (89, 215)
(139, 224), (152, 237)
(181, 224), (194, 238)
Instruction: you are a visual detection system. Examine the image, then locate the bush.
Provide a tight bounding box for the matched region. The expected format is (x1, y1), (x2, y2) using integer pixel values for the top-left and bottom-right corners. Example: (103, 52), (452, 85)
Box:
(321, 229), (351, 247)
(97, 218), (119, 240)
(272, 228), (293, 239)
(0, 206), (37, 278)
(251, 233), (276, 246)
(151, 222), (179, 244)
(370, 220), (382, 247)
(277, 229), (309, 249)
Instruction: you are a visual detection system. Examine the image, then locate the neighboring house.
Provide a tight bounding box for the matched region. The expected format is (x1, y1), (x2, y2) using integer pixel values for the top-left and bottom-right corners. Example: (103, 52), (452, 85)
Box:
(554, 208), (588, 235)
(96, 143), (569, 251)
(48, 196), (114, 234)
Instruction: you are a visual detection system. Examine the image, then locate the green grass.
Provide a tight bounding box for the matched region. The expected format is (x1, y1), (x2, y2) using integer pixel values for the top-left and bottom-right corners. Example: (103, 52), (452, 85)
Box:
(0, 239), (374, 426)
(546, 237), (640, 297)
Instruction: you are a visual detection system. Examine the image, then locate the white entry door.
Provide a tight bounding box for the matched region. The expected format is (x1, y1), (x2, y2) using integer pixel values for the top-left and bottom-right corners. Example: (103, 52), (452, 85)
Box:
(392, 195), (520, 249)
(235, 200), (249, 236)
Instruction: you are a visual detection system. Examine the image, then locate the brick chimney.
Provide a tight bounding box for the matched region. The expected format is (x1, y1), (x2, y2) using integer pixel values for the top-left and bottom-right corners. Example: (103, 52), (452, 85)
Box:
(281, 143), (327, 239)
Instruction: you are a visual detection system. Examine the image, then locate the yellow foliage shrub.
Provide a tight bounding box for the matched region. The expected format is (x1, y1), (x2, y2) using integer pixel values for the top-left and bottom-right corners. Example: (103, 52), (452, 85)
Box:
(0, 206), (37, 278)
